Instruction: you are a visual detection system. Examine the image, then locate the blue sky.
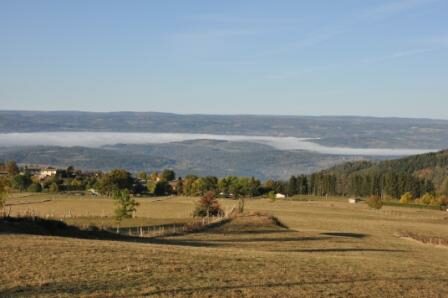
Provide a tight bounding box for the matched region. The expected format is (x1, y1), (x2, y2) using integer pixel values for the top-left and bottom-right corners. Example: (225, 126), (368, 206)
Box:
(1, 0), (447, 118)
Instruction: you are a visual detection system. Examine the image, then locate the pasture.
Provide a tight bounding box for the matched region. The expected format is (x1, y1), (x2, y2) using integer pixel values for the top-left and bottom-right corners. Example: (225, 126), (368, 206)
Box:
(1, 193), (448, 297)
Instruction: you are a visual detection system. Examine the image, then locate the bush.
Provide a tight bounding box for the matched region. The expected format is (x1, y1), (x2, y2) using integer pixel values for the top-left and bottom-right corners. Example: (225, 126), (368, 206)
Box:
(27, 183), (42, 193)
(420, 193), (435, 205)
(400, 192), (414, 204)
(437, 195), (448, 207)
(49, 183), (59, 193)
(366, 195), (383, 209)
(193, 191), (224, 217)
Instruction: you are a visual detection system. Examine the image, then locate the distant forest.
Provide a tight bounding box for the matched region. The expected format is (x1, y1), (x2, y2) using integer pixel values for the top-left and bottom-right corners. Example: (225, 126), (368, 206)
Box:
(302, 150), (448, 198)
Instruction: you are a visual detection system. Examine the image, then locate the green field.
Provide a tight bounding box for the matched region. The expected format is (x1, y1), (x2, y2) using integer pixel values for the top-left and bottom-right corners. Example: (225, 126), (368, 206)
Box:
(1, 193), (448, 297)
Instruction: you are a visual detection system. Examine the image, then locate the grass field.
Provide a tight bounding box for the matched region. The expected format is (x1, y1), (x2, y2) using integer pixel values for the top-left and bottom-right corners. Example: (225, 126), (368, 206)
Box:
(1, 193), (448, 297)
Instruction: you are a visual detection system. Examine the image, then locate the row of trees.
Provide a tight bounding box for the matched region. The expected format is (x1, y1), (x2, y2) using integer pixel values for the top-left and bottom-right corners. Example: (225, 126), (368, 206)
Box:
(2, 159), (445, 205)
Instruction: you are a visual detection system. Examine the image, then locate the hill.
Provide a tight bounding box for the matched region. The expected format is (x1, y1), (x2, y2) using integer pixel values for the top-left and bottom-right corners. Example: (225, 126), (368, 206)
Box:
(0, 141), (369, 179)
(318, 150), (448, 197)
(2, 110), (448, 149)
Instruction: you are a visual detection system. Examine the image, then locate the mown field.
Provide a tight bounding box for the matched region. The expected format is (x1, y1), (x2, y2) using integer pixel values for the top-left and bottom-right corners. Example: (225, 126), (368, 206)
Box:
(1, 193), (448, 297)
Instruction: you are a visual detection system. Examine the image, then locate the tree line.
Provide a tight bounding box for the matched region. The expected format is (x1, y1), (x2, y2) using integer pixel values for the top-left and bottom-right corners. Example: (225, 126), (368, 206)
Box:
(2, 156), (447, 205)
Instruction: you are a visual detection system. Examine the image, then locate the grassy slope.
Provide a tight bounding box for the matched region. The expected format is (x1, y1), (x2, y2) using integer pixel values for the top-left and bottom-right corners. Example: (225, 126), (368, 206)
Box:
(1, 194), (448, 297)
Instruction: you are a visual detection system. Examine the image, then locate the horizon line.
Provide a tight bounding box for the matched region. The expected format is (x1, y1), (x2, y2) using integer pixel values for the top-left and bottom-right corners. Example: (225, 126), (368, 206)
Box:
(1, 109), (448, 122)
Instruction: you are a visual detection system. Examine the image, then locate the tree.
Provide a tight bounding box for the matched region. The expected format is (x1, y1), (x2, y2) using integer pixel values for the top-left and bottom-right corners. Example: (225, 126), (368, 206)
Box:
(97, 169), (134, 195)
(5, 161), (19, 176)
(268, 191), (276, 202)
(153, 181), (170, 196)
(439, 177), (448, 196)
(298, 175), (309, 195)
(193, 191), (223, 217)
(191, 177), (217, 196)
(0, 178), (8, 210)
(113, 190), (139, 221)
(182, 175), (198, 196)
(287, 176), (298, 197)
(66, 165), (75, 177)
(384, 173), (400, 198)
(11, 174), (32, 191)
(137, 171), (147, 180)
(161, 169), (176, 182)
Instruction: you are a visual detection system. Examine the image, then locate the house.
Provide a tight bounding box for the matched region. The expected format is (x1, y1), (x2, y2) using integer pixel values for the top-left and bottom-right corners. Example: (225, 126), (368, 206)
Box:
(168, 180), (180, 192)
(348, 198), (361, 204)
(39, 167), (58, 179)
(219, 192), (235, 199)
(275, 193), (286, 199)
(88, 188), (100, 196)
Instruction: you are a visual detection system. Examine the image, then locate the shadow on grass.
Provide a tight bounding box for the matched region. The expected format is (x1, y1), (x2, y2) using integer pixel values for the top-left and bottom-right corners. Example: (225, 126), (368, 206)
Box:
(271, 248), (406, 253)
(320, 232), (368, 239)
(205, 229), (291, 235)
(5, 277), (443, 297)
(0, 216), (333, 249)
(141, 277), (446, 296)
(190, 236), (328, 243)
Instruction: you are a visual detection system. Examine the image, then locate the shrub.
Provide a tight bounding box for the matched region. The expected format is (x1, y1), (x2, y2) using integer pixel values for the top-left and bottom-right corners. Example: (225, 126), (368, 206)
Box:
(366, 195), (383, 209)
(400, 192), (414, 204)
(193, 191), (224, 217)
(27, 183), (42, 193)
(437, 195), (448, 207)
(49, 183), (59, 193)
(0, 180), (7, 210)
(420, 193), (435, 205)
(268, 191), (276, 202)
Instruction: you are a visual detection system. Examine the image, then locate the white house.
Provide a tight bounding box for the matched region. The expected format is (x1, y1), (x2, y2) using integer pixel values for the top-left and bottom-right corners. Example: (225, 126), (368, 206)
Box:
(39, 168), (58, 179)
(275, 193), (286, 199)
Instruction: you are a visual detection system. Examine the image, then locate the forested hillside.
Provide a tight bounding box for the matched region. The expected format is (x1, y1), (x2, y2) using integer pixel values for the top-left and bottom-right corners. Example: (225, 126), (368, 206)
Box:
(307, 150), (448, 198)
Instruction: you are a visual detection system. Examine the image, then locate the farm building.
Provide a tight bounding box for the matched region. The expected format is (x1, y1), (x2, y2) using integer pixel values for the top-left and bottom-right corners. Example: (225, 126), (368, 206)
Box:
(275, 193), (286, 199)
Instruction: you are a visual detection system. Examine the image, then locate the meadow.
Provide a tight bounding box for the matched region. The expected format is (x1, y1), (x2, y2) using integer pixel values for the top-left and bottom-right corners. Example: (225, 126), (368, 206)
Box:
(1, 193), (448, 297)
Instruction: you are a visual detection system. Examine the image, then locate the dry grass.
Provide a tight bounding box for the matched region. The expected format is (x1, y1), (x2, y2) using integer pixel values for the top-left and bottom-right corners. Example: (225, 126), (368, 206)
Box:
(1, 194), (448, 297)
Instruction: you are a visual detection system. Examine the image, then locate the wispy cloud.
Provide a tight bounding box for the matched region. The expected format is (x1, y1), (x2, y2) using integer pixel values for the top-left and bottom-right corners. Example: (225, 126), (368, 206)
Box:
(361, 48), (436, 64)
(358, 0), (438, 20)
(257, 0), (439, 56)
(186, 14), (303, 26)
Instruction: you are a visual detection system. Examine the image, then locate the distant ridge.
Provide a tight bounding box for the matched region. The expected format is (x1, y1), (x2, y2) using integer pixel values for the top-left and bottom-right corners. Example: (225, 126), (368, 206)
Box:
(1, 110), (448, 149)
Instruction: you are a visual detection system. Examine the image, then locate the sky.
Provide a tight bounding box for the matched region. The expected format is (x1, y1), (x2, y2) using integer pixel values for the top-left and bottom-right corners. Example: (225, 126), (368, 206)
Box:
(1, 0), (447, 118)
